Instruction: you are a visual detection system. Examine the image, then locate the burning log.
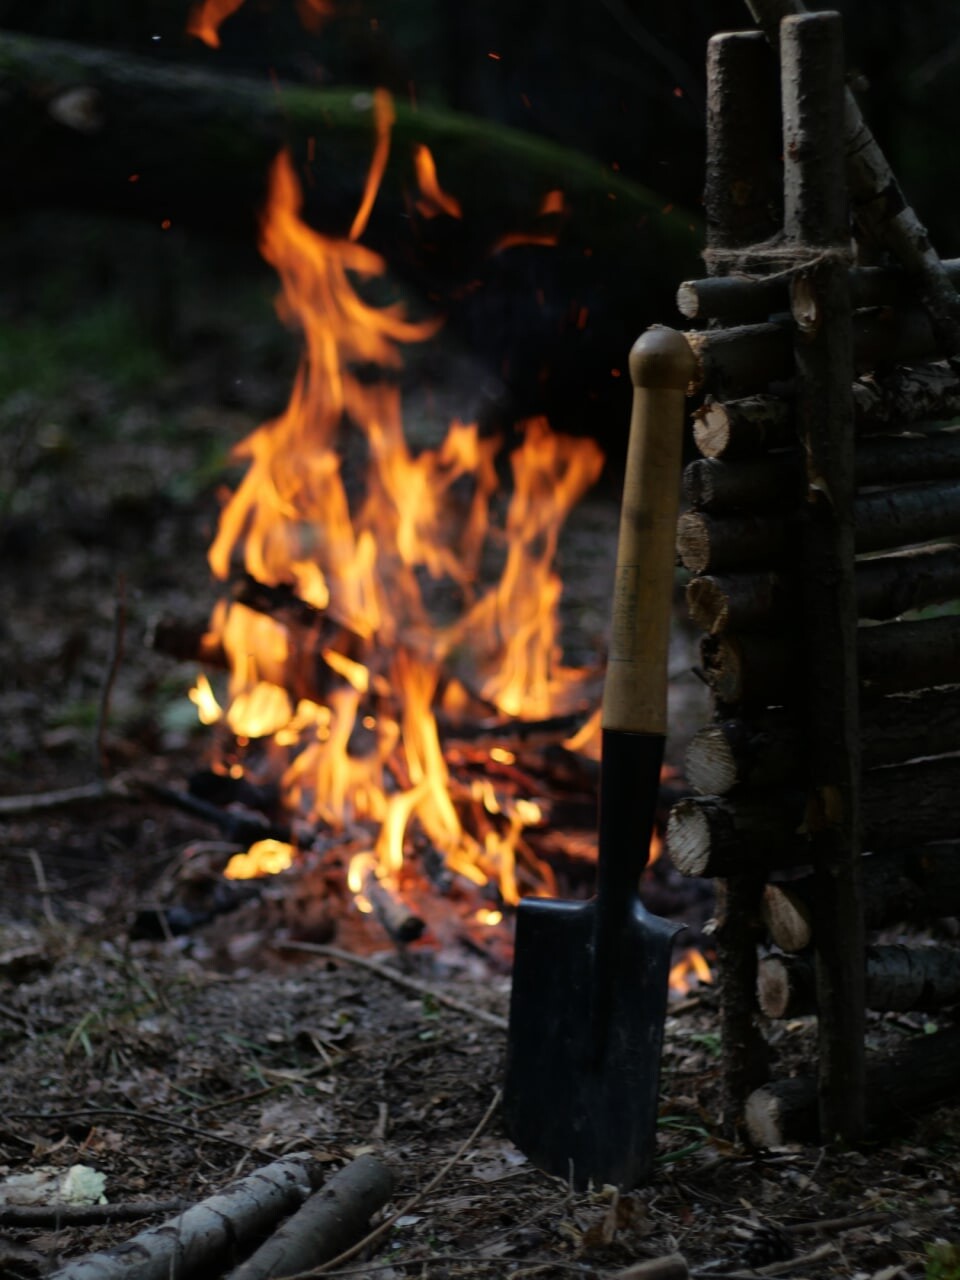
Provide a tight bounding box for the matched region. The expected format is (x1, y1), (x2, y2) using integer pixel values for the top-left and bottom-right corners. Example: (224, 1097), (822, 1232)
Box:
(226, 1154), (394, 1280)
(744, 1025), (960, 1147)
(678, 258), (960, 325)
(678, 479), (960, 573)
(758, 945), (960, 1018)
(684, 430), (960, 514)
(47, 1154), (320, 1280)
(763, 843), (960, 949)
(668, 757), (960, 877)
(700, 617), (960, 707)
(685, 688), (960, 796)
(357, 866), (425, 945)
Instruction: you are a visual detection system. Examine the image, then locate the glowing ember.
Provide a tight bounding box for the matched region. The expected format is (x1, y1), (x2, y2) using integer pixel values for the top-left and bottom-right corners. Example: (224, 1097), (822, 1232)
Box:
(225, 839), (295, 879)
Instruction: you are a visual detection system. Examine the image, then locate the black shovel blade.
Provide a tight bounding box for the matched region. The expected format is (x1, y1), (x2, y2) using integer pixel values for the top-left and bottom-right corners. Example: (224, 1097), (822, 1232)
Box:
(503, 896), (680, 1189)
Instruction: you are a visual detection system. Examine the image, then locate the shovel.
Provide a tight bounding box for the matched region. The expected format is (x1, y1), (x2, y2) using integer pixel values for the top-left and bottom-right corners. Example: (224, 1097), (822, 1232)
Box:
(503, 325), (695, 1189)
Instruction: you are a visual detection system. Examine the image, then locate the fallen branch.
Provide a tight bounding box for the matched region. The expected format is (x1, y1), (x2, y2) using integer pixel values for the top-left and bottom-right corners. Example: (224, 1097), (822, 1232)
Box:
(0, 778), (131, 816)
(227, 1155), (394, 1280)
(47, 1154), (321, 1280)
(285, 1089), (502, 1277)
(275, 941), (508, 1031)
(6, 1107), (275, 1157)
(0, 1200), (189, 1228)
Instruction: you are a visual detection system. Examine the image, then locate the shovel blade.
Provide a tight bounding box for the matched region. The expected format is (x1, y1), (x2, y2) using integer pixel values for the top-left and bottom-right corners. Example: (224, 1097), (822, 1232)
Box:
(503, 895), (679, 1189)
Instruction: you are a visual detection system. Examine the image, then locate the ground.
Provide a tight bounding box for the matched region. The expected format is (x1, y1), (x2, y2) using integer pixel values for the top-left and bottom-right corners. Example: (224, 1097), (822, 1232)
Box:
(1, 216), (958, 1279)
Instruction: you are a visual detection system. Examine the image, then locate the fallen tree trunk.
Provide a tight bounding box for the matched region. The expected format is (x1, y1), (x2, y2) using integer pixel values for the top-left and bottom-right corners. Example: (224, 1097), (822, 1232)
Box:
(48, 1154), (320, 1280)
(759, 945), (960, 1018)
(227, 1154), (393, 1280)
(0, 32), (697, 273)
(744, 1025), (960, 1146)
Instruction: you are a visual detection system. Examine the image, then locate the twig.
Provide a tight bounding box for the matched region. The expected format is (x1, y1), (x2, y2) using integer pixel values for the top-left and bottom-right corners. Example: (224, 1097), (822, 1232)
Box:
(4, 1106), (276, 1156)
(275, 941), (508, 1031)
(783, 1209), (894, 1236)
(26, 849), (57, 928)
(0, 1198), (189, 1227)
(0, 777), (132, 816)
(95, 572), (126, 778)
(283, 1088), (503, 1278)
(693, 1242), (837, 1279)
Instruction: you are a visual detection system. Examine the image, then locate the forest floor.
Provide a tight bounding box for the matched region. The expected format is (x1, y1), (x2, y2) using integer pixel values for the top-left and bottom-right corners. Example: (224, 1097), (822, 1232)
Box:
(1, 215), (958, 1280)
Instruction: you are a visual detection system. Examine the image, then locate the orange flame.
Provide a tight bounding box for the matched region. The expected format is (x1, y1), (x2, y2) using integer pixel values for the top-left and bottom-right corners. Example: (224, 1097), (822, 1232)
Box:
(186, 0), (245, 47)
(413, 145), (463, 220)
(197, 124), (601, 910)
(669, 948), (713, 994)
(225, 839), (295, 879)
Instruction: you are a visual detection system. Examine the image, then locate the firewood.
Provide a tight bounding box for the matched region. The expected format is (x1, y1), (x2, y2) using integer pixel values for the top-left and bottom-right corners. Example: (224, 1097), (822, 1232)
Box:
(744, 1025), (960, 1147)
(679, 480), (960, 573)
(763, 844), (960, 949)
(47, 1154), (320, 1280)
(612, 1255), (690, 1280)
(668, 758), (960, 877)
(857, 543), (960, 622)
(359, 868), (426, 945)
(759, 944), (960, 1018)
(700, 632), (791, 710)
(678, 258), (960, 325)
(685, 570), (788, 635)
(684, 689), (960, 797)
(853, 357), (960, 430)
(226, 1155), (394, 1280)
(692, 395), (795, 461)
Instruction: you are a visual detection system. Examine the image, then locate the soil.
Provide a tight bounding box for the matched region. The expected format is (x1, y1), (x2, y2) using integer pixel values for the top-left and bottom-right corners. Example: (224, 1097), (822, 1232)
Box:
(1, 224), (958, 1280)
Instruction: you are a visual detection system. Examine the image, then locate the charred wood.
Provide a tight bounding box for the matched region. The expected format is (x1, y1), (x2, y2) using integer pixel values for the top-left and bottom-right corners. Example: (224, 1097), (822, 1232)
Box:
(744, 1025), (960, 1146)
(759, 944), (960, 1018)
(359, 869), (426, 945)
(144, 782), (292, 846)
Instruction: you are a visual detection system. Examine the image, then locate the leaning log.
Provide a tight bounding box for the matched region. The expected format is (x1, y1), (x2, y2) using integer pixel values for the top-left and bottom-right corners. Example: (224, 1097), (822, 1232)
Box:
(744, 1025), (960, 1146)
(667, 757), (960, 877)
(227, 1155), (394, 1280)
(684, 688), (960, 797)
(48, 1155), (320, 1280)
(758, 945), (960, 1018)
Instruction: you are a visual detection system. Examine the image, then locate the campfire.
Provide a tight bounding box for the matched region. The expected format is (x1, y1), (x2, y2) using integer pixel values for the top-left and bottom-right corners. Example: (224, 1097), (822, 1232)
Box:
(165, 0), (711, 989)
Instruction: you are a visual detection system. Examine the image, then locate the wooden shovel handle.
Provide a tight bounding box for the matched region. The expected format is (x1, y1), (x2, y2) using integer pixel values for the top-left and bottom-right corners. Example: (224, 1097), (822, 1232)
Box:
(601, 326), (695, 736)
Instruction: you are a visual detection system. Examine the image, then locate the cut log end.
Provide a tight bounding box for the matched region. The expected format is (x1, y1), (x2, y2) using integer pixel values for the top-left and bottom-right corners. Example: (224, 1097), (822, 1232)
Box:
(665, 801), (713, 878)
(684, 726), (739, 794)
(761, 884), (813, 953)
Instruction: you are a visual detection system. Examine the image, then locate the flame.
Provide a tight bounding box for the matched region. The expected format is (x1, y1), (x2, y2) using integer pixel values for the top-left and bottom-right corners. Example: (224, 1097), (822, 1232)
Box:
(195, 112), (602, 912)
(186, 0), (245, 47)
(669, 948), (713, 994)
(413, 145), (463, 220)
(225, 839), (295, 879)
(189, 674), (223, 725)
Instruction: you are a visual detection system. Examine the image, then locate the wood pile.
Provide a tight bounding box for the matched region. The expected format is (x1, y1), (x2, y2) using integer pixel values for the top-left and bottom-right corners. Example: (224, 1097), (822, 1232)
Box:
(665, 4), (960, 1146)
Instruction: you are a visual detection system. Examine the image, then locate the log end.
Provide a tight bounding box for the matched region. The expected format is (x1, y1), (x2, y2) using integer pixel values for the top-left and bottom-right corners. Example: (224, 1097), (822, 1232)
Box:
(761, 883), (813, 953)
(685, 725), (739, 794)
(676, 512), (711, 574)
(744, 1077), (818, 1148)
(666, 799), (713, 878)
(692, 401), (733, 459)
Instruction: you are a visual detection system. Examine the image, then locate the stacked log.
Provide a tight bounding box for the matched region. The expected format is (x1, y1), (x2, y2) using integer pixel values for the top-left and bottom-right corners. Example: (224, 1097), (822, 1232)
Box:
(667, 7), (960, 1146)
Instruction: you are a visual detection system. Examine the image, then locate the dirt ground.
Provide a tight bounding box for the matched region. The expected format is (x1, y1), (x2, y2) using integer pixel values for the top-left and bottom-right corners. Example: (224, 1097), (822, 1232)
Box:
(1, 231), (959, 1279)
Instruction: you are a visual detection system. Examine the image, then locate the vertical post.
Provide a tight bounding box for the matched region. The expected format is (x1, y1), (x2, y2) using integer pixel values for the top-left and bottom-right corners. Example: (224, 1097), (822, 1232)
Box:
(703, 31), (781, 1130)
(780, 11), (864, 1141)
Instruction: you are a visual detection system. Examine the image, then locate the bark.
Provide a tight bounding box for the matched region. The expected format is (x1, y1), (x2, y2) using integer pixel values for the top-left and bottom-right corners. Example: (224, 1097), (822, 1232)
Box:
(676, 511), (787, 574)
(684, 688), (960, 797)
(48, 1155), (319, 1280)
(677, 258), (960, 325)
(858, 615), (960, 696)
(700, 632), (791, 711)
(854, 479), (960, 554)
(852, 357), (960, 431)
(763, 844), (960, 948)
(745, 1026), (960, 1146)
(692, 395), (795, 461)
(685, 570), (788, 635)
(669, 757), (960, 878)
(684, 431), (960, 515)
(759, 945), (960, 1018)
(227, 1155), (394, 1280)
